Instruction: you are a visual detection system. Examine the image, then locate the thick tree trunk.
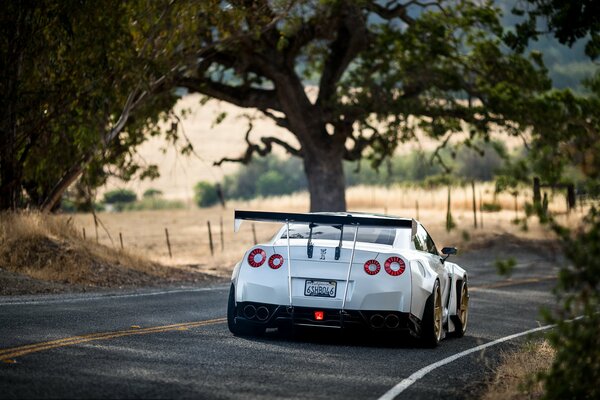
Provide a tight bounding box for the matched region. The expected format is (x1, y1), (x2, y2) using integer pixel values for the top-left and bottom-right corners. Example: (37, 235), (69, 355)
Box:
(303, 148), (347, 212)
(0, 3), (29, 210)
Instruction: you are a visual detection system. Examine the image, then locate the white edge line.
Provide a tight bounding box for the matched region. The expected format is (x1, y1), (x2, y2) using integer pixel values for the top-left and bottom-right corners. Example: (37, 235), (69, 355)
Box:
(0, 285), (229, 306)
(377, 324), (555, 400)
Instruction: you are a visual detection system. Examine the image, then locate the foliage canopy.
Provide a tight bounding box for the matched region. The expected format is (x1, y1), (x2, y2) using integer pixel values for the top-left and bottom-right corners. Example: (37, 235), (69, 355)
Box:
(176, 0), (551, 211)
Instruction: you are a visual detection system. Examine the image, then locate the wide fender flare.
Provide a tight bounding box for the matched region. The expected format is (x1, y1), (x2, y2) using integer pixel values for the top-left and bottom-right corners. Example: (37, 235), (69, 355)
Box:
(445, 261), (467, 332)
(231, 261), (242, 284)
(410, 259), (438, 320)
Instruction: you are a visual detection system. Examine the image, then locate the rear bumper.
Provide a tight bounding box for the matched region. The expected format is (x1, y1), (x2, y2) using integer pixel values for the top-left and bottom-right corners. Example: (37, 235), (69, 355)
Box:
(235, 301), (421, 334)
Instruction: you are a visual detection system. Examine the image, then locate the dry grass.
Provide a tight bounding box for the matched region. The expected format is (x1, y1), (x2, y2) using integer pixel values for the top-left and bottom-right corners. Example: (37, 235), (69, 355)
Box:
(482, 339), (555, 400)
(0, 212), (209, 289)
(69, 183), (587, 277)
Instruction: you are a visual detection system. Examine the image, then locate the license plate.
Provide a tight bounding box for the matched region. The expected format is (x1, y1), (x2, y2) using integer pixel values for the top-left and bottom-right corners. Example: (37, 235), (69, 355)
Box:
(304, 280), (337, 298)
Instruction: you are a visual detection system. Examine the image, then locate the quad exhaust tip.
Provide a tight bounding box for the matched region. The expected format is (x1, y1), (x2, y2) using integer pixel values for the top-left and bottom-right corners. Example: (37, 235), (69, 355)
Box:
(370, 314), (385, 329)
(385, 314), (400, 329)
(243, 304), (257, 319)
(256, 306), (269, 321)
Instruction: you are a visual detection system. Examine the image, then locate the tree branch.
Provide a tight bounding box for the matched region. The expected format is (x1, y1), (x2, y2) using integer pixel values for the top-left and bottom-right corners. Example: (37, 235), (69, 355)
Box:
(213, 121), (301, 166)
(259, 108), (289, 129)
(429, 133), (453, 173)
(343, 124), (380, 161)
(177, 77), (282, 111)
(317, 7), (368, 106)
(365, 2), (415, 24)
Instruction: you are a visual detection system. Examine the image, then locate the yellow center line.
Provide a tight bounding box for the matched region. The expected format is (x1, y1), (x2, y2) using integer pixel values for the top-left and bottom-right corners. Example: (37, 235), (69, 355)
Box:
(1, 320), (219, 354)
(0, 318), (226, 361)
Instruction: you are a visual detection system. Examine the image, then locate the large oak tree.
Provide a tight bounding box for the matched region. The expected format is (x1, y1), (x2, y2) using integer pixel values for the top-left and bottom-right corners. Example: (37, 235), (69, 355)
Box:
(176, 0), (549, 211)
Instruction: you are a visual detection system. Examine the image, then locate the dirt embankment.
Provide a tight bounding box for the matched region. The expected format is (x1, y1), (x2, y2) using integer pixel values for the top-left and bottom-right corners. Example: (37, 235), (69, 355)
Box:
(0, 212), (223, 296)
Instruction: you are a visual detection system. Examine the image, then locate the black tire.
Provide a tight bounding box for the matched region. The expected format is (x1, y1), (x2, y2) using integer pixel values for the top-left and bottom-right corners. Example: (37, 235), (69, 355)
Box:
(451, 280), (469, 338)
(227, 284), (265, 336)
(421, 280), (443, 348)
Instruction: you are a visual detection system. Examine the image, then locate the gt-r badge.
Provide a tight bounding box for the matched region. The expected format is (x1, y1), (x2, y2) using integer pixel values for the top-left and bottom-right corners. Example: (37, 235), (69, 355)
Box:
(320, 248), (327, 260)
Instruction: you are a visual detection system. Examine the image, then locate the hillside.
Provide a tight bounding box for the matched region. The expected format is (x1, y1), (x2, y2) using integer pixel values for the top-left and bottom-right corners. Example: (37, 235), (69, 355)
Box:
(0, 212), (219, 295)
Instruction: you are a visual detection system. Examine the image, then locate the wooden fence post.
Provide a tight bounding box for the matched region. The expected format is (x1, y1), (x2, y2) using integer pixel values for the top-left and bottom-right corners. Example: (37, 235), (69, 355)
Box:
(93, 214), (99, 243)
(479, 189), (483, 228)
(415, 200), (419, 221)
(82, 227), (86, 240)
(567, 184), (576, 212)
(533, 177), (541, 207)
(445, 185), (454, 232)
(252, 223), (257, 245)
(119, 232), (124, 250)
(207, 221), (214, 256)
(220, 217), (224, 252)
(471, 181), (477, 229)
(164, 228), (172, 258)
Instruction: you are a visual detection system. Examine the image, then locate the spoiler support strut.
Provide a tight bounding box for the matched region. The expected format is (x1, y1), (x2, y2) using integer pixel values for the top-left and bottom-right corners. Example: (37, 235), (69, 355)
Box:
(286, 220), (293, 311)
(340, 224), (359, 327)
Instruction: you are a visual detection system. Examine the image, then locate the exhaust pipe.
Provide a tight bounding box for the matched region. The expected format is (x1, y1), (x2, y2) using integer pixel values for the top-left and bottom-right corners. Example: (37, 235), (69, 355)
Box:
(385, 314), (400, 329)
(243, 304), (257, 319)
(370, 314), (385, 328)
(256, 306), (269, 321)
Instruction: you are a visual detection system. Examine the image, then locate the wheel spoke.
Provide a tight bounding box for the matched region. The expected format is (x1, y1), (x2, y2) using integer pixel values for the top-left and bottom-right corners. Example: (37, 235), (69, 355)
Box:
(434, 288), (442, 339)
(459, 284), (469, 330)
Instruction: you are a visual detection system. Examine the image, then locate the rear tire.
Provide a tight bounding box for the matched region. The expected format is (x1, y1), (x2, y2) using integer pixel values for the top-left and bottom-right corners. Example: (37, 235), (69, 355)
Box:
(421, 280), (443, 348)
(451, 280), (469, 338)
(227, 284), (265, 336)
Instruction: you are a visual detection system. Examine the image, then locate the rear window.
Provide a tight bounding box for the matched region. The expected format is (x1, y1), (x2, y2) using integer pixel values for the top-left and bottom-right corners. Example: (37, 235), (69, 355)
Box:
(280, 224), (397, 246)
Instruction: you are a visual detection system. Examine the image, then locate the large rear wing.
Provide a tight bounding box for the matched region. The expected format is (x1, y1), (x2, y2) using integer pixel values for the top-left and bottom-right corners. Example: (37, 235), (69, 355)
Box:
(234, 210), (414, 232)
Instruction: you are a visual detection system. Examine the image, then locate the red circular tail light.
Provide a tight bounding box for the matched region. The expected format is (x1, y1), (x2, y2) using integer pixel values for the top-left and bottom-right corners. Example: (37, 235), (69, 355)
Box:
(364, 259), (381, 275)
(268, 254), (284, 269)
(384, 256), (405, 276)
(248, 248), (266, 268)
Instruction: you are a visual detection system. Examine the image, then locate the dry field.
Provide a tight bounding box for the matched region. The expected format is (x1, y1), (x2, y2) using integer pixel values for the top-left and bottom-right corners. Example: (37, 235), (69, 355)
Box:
(0, 212), (213, 295)
(71, 183), (584, 278)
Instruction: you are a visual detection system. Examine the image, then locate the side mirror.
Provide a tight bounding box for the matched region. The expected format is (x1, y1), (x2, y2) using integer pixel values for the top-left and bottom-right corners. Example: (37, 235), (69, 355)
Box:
(441, 247), (457, 263)
(441, 247), (457, 255)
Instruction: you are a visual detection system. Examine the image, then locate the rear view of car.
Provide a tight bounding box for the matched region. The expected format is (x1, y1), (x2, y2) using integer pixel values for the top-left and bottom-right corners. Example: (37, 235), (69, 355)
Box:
(228, 210), (468, 347)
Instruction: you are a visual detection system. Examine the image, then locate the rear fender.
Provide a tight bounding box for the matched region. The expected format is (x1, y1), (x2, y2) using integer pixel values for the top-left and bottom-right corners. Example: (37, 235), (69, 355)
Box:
(445, 262), (467, 333)
(231, 261), (242, 283)
(410, 258), (438, 319)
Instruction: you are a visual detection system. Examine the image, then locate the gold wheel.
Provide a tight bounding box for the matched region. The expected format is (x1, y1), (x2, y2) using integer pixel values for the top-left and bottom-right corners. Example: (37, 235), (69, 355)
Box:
(459, 282), (469, 333)
(434, 285), (443, 341)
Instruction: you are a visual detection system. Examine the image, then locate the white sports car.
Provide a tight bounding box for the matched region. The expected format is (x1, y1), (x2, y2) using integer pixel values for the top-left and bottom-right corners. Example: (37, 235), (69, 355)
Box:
(228, 210), (469, 347)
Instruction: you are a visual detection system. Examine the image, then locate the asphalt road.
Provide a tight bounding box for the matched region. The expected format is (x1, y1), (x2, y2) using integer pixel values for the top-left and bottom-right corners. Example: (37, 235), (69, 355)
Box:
(0, 240), (561, 399)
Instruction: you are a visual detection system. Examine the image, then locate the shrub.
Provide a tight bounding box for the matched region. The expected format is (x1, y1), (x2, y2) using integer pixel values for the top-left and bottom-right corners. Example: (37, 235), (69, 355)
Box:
(256, 171), (287, 197)
(103, 189), (137, 204)
(143, 188), (163, 198)
(222, 155), (307, 200)
(541, 208), (600, 399)
(123, 198), (185, 211)
(194, 181), (219, 208)
(482, 202), (502, 212)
